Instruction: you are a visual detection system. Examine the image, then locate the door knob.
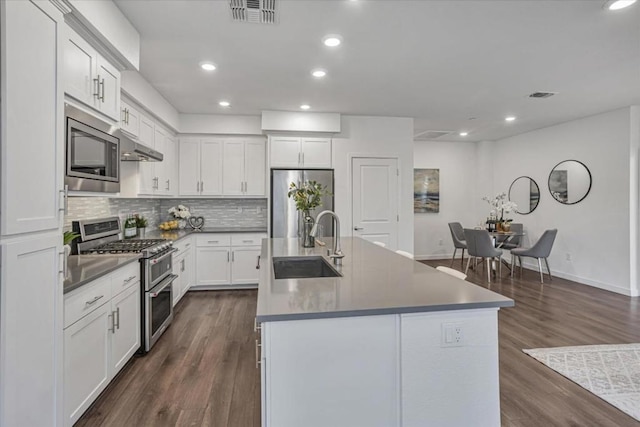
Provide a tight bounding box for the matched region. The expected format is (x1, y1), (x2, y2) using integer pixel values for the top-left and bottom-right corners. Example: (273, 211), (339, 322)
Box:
(354, 227), (364, 231)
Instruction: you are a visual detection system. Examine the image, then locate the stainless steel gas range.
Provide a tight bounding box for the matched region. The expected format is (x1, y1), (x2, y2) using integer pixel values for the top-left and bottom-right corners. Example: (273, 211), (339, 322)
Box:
(73, 217), (176, 352)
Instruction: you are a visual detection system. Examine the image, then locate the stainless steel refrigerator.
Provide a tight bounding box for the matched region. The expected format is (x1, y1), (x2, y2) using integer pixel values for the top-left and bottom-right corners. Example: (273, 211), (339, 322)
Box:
(271, 169), (334, 238)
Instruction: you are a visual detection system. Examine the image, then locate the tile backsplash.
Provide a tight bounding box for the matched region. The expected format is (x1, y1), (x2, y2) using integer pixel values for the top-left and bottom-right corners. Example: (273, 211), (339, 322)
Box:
(65, 197), (267, 231)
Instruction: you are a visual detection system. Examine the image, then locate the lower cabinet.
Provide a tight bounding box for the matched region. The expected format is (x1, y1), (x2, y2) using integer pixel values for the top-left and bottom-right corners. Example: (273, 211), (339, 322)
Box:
(63, 263), (140, 427)
(172, 245), (194, 306)
(194, 233), (265, 288)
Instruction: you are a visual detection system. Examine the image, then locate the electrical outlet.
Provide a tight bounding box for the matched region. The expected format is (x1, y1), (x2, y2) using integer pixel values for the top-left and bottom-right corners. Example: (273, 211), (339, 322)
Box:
(566, 253), (571, 261)
(237, 207), (243, 213)
(441, 322), (464, 347)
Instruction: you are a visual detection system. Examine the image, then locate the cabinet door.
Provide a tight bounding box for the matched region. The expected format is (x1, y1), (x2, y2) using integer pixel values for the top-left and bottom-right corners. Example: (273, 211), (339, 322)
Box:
(1, 233), (62, 427)
(301, 138), (332, 168)
(270, 137), (301, 167)
(163, 135), (176, 195)
(120, 100), (139, 138)
(195, 247), (230, 286)
(96, 57), (120, 121)
(63, 29), (96, 106)
(244, 141), (266, 196)
(222, 141), (245, 195)
(138, 115), (156, 195)
(200, 139), (223, 195)
(172, 254), (184, 306)
(110, 285), (141, 377)
(231, 247), (261, 284)
(179, 139), (201, 196)
(2, 0), (63, 235)
(64, 304), (111, 427)
(153, 128), (166, 194)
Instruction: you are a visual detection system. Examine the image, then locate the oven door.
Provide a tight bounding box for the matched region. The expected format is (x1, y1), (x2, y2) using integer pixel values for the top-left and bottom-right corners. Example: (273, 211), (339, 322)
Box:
(146, 248), (177, 290)
(145, 274), (176, 352)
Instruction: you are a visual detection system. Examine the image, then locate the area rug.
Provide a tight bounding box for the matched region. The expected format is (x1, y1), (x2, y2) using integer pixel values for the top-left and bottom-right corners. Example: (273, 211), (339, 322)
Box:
(523, 344), (640, 421)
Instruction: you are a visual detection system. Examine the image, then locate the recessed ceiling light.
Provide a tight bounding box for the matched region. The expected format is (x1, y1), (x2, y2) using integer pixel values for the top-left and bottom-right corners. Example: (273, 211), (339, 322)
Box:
(312, 69), (327, 78)
(505, 116), (516, 122)
(459, 132), (469, 137)
(604, 0), (637, 10)
(200, 62), (216, 71)
(300, 104), (311, 110)
(322, 35), (342, 47)
(219, 101), (230, 107)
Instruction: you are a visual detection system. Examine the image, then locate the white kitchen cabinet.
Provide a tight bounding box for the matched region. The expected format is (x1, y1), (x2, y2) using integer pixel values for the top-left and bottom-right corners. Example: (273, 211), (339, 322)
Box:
(269, 136), (331, 168)
(172, 237), (193, 306)
(110, 285), (141, 376)
(178, 138), (223, 196)
(64, 303), (111, 427)
(120, 99), (140, 138)
(63, 262), (142, 427)
(138, 114), (156, 194)
(64, 27), (120, 121)
(244, 141), (267, 195)
(2, 0), (63, 236)
(139, 124), (176, 196)
(222, 140), (266, 196)
(1, 2), (64, 426)
(193, 233), (265, 287)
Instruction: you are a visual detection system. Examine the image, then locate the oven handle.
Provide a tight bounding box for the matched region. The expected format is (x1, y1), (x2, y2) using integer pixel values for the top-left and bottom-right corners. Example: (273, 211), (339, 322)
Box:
(149, 248), (178, 265)
(149, 274), (178, 297)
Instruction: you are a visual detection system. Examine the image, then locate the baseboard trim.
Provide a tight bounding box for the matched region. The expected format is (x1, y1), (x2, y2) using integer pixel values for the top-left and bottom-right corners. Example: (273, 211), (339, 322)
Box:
(189, 284), (258, 291)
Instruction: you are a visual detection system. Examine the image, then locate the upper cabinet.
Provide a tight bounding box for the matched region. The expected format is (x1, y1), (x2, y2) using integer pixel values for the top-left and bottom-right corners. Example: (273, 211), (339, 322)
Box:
(139, 124), (175, 196)
(178, 138), (265, 197)
(120, 100), (140, 138)
(64, 27), (120, 121)
(270, 136), (332, 168)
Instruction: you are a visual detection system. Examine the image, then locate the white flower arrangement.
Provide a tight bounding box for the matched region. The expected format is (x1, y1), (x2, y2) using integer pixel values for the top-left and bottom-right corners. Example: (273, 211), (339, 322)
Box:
(482, 192), (518, 222)
(168, 204), (191, 219)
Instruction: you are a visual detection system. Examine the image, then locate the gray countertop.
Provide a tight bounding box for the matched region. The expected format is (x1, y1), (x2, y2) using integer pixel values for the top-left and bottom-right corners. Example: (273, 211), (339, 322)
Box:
(256, 237), (514, 322)
(63, 254), (141, 294)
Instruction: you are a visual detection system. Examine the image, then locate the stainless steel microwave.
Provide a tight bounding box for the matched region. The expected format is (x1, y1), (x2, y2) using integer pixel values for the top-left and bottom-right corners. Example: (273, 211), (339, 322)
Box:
(65, 104), (120, 193)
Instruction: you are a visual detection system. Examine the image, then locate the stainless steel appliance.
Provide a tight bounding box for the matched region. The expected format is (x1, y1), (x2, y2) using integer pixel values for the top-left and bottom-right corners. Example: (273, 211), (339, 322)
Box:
(73, 217), (176, 352)
(65, 104), (163, 193)
(270, 169), (334, 238)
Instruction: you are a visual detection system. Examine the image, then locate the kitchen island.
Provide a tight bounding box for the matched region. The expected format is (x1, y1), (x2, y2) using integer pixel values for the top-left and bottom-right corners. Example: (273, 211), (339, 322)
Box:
(257, 237), (514, 427)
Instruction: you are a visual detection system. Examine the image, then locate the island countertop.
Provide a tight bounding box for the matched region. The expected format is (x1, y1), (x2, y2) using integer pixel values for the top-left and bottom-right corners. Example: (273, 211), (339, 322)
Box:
(256, 237), (514, 322)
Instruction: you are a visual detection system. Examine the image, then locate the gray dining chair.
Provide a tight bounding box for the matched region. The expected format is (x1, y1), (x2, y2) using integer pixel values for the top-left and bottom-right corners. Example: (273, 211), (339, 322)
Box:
(463, 228), (503, 283)
(499, 223), (523, 250)
(448, 222), (467, 268)
(510, 229), (558, 283)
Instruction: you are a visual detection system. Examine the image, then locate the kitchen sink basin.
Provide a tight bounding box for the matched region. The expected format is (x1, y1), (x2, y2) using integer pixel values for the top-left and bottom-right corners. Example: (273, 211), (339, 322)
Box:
(272, 256), (342, 279)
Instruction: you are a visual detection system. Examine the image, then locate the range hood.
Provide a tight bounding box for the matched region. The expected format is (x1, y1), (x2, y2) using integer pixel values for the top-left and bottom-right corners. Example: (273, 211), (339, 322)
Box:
(118, 131), (163, 162)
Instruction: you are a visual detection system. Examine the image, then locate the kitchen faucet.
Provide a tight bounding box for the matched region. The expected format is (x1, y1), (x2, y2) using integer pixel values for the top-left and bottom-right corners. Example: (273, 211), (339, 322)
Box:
(310, 210), (344, 265)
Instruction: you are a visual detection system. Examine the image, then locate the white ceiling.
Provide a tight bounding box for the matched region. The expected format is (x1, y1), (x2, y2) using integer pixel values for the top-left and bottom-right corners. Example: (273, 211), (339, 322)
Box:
(114, 0), (640, 142)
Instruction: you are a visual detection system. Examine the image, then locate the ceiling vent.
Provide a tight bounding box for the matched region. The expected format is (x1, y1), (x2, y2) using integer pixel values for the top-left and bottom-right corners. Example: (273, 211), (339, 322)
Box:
(528, 91), (557, 99)
(230, 0), (277, 24)
(414, 130), (454, 141)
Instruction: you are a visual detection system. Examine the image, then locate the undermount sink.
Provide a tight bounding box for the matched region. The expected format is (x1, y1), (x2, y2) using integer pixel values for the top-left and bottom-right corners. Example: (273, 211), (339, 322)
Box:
(272, 256), (342, 280)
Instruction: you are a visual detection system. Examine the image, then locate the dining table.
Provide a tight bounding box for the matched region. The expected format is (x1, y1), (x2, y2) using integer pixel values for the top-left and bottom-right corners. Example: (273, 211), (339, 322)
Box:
(489, 230), (526, 273)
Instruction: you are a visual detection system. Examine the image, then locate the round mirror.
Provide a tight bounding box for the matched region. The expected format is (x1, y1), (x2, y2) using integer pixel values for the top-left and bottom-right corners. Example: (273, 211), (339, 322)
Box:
(548, 160), (592, 205)
(508, 176), (540, 215)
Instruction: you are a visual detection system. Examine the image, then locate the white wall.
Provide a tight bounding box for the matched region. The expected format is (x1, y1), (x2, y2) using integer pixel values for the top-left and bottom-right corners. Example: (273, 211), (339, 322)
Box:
(180, 114), (262, 135)
(488, 107), (634, 295)
(413, 141), (478, 260)
(333, 116), (414, 253)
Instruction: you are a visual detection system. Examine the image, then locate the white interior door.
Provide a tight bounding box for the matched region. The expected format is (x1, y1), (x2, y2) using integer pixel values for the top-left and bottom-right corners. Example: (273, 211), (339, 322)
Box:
(352, 157), (399, 249)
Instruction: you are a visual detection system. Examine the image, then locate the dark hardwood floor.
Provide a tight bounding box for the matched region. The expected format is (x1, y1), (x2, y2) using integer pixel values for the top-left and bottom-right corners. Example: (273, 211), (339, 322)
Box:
(77, 262), (640, 427)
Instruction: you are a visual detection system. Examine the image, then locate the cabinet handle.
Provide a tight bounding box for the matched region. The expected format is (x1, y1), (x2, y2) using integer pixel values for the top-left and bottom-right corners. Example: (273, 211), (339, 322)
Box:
(93, 76), (100, 99)
(166, 179), (170, 191)
(196, 181), (200, 192)
(181, 259), (185, 272)
(85, 295), (104, 307)
(201, 181), (204, 192)
(255, 338), (262, 369)
(126, 108), (130, 125)
(123, 275), (136, 284)
(256, 255), (260, 270)
(232, 251), (235, 262)
(99, 78), (105, 102)
(254, 318), (262, 333)
(115, 307), (120, 330)
(108, 313), (115, 333)
(227, 251), (230, 262)
(58, 251), (66, 276)
(185, 243), (191, 248)
(208, 240), (219, 244)
(58, 184), (68, 213)
(298, 152), (301, 165)
(243, 239), (254, 243)
(301, 152), (305, 165)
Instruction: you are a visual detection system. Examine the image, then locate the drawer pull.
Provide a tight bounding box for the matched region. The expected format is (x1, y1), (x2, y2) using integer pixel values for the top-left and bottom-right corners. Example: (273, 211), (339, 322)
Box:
(185, 243), (191, 247)
(243, 240), (254, 243)
(255, 339), (262, 369)
(115, 307), (120, 330)
(123, 275), (136, 284)
(208, 240), (219, 244)
(256, 255), (261, 270)
(85, 295), (104, 307)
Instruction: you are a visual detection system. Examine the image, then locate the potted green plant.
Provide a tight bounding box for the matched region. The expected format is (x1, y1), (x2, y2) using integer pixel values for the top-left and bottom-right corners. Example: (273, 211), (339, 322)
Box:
(63, 230), (80, 258)
(287, 180), (332, 247)
(135, 214), (148, 238)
